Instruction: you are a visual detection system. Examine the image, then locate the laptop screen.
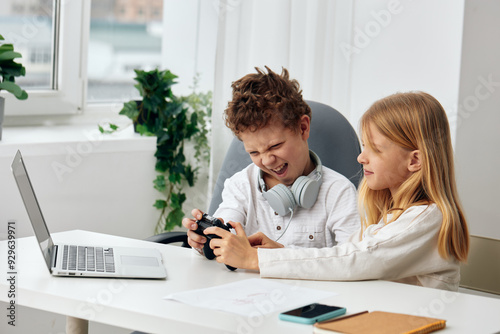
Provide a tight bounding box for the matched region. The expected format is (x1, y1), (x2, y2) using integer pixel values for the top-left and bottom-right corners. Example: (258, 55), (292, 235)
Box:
(11, 150), (55, 272)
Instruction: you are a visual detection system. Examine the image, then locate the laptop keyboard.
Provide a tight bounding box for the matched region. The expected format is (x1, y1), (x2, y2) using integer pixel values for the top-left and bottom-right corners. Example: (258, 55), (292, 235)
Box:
(62, 245), (115, 273)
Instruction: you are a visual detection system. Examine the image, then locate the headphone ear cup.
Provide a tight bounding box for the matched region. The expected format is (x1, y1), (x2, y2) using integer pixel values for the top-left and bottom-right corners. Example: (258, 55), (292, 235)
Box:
(262, 184), (296, 216)
(291, 176), (320, 209)
(290, 176), (309, 207)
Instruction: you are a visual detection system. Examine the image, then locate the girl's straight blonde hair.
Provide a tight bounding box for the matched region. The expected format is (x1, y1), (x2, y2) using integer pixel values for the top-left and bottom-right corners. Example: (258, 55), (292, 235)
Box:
(358, 91), (469, 262)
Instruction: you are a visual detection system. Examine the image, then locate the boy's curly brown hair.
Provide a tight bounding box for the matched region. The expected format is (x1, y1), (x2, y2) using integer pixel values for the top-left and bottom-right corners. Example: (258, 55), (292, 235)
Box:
(224, 66), (311, 136)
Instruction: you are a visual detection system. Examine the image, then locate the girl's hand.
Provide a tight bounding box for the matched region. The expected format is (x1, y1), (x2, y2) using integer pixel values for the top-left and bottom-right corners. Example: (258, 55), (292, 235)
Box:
(204, 222), (259, 270)
(248, 232), (284, 249)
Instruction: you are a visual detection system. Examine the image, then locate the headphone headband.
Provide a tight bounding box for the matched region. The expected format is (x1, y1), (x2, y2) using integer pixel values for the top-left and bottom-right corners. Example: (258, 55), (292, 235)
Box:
(259, 150), (322, 216)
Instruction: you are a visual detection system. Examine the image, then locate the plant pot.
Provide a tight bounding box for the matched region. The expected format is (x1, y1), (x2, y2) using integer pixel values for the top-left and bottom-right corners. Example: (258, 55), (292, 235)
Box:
(0, 97), (4, 140)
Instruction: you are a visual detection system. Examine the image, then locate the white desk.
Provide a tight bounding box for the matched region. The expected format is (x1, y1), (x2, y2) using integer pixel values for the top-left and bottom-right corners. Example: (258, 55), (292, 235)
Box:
(1, 230), (500, 333)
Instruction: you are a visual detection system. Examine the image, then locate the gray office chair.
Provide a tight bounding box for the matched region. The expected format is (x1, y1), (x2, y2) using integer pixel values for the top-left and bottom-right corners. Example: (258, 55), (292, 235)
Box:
(145, 100), (362, 247)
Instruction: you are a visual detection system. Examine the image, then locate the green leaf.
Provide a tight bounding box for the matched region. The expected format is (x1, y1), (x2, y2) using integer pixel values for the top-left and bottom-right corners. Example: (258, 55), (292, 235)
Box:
(190, 111), (198, 124)
(97, 123), (119, 134)
(171, 192), (187, 208)
(0, 44), (14, 53)
(0, 81), (28, 100)
(168, 172), (182, 184)
(0, 62), (25, 79)
(184, 165), (196, 187)
(119, 100), (140, 121)
(153, 199), (167, 209)
(156, 132), (171, 145)
(155, 159), (168, 174)
(164, 208), (184, 231)
(135, 123), (155, 136)
(169, 103), (184, 117)
(17, 89), (28, 100)
(162, 70), (178, 82)
(0, 51), (22, 61)
(153, 174), (166, 192)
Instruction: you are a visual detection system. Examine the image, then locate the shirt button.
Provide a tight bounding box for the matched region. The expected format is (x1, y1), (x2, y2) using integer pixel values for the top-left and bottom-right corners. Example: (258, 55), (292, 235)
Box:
(308, 235), (314, 240)
(277, 226), (282, 231)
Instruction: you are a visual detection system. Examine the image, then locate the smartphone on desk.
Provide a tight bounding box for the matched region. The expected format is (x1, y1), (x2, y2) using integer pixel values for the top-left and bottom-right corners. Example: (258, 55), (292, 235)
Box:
(279, 303), (346, 324)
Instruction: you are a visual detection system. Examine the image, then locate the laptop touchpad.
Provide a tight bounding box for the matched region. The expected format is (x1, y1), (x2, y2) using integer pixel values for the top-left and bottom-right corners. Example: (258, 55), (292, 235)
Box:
(121, 255), (159, 267)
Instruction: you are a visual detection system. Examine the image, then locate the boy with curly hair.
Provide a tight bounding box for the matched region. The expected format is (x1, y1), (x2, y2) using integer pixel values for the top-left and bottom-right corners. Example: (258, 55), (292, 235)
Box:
(183, 66), (358, 252)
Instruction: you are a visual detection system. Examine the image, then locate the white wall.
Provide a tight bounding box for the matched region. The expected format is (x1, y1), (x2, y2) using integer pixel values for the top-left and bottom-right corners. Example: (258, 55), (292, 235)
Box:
(455, 0), (500, 240)
(346, 0), (464, 140)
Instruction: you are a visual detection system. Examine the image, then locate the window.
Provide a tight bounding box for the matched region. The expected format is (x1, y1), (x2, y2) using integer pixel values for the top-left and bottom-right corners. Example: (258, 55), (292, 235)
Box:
(87, 0), (163, 103)
(0, 0), (83, 116)
(0, 0), (54, 90)
(1, 0), (216, 119)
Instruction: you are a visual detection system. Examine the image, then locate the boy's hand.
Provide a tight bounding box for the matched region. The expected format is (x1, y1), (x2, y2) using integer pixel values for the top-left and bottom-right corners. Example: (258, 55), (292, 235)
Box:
(248, 232), (284, 249)
(182, 209), (207, 252)
(205, 222), (259, 270)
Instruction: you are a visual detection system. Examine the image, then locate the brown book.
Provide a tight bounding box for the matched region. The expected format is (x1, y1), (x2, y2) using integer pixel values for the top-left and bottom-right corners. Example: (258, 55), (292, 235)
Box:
(313, 311), (446, 334)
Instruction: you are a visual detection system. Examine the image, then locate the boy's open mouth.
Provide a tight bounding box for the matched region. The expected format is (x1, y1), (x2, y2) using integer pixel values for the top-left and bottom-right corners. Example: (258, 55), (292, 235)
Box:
(271, 163), (288, 176)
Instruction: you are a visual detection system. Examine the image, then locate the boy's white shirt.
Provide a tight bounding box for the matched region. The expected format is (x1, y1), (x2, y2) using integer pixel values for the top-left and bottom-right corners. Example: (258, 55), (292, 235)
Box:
(257, 204), (461, 291)
(214, 163), (360, 248)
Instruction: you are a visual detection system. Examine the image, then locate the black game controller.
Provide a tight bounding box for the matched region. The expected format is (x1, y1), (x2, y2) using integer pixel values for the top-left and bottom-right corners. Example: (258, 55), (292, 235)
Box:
(193, 213), (237, 271)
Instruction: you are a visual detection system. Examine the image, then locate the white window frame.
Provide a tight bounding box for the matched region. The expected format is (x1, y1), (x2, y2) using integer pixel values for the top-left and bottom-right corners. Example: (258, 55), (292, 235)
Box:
(2, 0), (87, 117)
(2, 0), (213, 122)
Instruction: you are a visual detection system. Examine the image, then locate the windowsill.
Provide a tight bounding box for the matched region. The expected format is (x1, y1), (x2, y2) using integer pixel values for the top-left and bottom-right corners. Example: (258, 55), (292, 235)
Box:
(0, 123), (156, 157)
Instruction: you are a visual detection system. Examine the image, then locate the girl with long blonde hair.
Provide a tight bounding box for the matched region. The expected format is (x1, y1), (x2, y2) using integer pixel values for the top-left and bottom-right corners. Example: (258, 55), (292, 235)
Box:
(357, 91), (469, 263)
(201, 91), (470, 291)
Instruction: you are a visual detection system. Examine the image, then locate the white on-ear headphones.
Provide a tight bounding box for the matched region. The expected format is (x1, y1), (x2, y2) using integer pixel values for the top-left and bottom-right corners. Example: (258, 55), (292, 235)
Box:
(259, 151), (323, 216)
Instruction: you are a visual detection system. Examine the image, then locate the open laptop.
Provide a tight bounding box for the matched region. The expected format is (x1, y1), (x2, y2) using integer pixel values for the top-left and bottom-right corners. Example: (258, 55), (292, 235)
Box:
(11, 150), (167, 279)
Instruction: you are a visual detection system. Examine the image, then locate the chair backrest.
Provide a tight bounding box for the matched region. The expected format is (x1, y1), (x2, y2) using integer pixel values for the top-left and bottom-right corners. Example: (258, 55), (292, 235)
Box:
(207, 100), (362, 215)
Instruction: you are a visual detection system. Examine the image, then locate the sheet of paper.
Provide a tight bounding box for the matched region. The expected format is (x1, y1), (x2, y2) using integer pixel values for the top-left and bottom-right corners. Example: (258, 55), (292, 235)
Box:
(164, 278), (337, 316)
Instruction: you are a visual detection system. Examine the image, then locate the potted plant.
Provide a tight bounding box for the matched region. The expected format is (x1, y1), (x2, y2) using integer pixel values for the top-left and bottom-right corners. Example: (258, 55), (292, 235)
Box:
(0, 34), (28, 139)
(99, 69), (211, 233)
